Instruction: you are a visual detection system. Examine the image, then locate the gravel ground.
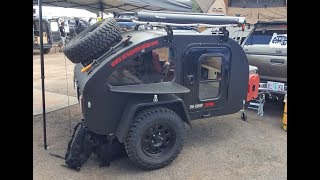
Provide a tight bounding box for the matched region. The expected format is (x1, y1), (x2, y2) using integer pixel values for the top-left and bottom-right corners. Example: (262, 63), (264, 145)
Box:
(33, 102), (286, 180)
(33, 49), (76, 97)
(33, 51), (287, 180)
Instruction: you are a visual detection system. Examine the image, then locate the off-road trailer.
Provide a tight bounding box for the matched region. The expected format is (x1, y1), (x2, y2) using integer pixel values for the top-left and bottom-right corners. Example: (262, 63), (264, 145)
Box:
(62, 11), (260, 170)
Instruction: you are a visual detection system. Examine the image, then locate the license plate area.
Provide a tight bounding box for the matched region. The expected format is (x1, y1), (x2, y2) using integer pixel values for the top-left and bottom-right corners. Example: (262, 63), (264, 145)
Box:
(267, 81), (285, 92)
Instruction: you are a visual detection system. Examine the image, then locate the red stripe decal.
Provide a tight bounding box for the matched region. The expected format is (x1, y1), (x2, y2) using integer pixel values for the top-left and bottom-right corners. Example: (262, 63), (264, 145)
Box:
(111, 40), (159, 67)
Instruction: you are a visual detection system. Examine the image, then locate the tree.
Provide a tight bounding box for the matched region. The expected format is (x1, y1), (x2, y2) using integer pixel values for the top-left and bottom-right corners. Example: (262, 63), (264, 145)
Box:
(192, 0), (203, 13)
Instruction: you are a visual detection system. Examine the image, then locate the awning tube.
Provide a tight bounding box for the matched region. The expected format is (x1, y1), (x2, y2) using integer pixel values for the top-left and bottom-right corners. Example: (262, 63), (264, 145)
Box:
(136, 11), (245, 25)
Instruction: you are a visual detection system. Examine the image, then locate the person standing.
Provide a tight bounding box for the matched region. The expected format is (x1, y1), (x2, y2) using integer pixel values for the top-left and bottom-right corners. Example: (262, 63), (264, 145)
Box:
(59, 22), (66, 52)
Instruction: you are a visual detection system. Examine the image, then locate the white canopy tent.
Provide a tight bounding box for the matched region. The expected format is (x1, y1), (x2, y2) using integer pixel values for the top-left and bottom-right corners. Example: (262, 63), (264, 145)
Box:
(33, 0), (193, 14)
(33, 0), (193, 149)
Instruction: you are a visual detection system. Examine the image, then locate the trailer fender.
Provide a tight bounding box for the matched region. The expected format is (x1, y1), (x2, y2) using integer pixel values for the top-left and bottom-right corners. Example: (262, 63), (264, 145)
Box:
(115, 97), (190, 143)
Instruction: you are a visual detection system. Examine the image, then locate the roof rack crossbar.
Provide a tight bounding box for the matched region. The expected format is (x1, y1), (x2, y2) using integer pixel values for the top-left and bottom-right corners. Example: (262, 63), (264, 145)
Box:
(133, 20), (241, 28)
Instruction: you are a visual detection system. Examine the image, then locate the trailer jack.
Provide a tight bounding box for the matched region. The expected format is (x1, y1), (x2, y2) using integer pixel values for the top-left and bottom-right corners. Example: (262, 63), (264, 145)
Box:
(241, 93), (266, 121)
(247, 93), (265, 116)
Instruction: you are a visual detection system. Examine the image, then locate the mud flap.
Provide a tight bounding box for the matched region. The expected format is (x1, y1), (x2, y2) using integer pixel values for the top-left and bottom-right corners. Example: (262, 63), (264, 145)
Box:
(64, 120), (126, 170)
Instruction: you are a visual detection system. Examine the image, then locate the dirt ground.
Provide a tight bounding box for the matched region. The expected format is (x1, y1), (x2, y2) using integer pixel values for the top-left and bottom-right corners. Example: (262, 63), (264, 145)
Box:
(33, 50), (287, 180)
(33, 48), (76, 97)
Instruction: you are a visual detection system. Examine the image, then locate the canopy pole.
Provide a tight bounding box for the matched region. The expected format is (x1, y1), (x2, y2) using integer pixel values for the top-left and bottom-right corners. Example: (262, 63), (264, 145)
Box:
(38, 0), (48, 150)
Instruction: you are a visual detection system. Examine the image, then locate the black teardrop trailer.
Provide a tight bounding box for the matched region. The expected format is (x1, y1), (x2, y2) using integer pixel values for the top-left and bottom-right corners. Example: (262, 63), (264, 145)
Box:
(62, 11), (260, 170)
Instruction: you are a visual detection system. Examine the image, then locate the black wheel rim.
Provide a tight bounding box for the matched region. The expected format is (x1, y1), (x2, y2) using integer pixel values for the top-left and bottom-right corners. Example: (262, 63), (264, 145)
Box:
(141, 123), (176, 156)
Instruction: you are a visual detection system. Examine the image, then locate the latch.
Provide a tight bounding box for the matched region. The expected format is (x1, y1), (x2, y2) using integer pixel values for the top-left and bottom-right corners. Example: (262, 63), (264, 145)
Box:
(165, 26), (173, 42)
(219, 27), (229, 42)
(186, 75), (195, 86)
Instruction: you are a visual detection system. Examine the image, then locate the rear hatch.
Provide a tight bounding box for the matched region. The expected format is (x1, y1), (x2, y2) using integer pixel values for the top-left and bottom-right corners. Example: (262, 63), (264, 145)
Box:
(48, 19), (62, 45)
(33, 18), (52, 46)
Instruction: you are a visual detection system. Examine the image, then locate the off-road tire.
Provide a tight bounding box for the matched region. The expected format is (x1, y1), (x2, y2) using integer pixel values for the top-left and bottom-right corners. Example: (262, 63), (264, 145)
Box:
(124, 107), (186, 170)
(63, 19), (122, 64)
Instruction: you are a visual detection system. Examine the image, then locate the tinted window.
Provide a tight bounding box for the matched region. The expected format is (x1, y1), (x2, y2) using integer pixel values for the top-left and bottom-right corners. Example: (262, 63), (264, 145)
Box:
(108, 47), (175, 86)
(230, 0), (286, 7)
(244, 29), (287, 45)
(199, 56), (222, 100)
(199, 82), (220, 100)
(33, 20), (48, 31)
(33, 20), (50, 36)
(200, 57), (222, 81)
(68, 20), (76, 26)
(79, 20), (88, 27)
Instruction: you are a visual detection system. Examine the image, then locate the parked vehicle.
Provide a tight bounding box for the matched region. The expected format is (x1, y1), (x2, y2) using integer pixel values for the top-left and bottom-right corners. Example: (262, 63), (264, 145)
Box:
(241, 21), (287, 99)
(62, 11), (259, 170)
(33, 17), (60, 53)
(67, 18), (89, 38)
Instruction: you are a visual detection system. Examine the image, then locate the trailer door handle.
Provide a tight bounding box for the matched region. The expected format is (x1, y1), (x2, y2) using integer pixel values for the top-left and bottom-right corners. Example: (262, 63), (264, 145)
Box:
(270, 59), (285, 64)
(186, 75), (195, 86)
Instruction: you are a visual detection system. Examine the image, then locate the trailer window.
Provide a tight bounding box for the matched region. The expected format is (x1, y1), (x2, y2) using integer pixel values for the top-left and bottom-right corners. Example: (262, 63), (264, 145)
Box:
(108, 47), (175, 86)
(199, 56), (222, 100)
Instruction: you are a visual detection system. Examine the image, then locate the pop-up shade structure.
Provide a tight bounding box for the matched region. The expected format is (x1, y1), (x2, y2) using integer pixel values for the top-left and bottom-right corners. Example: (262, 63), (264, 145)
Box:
(33, 0), (193, 149)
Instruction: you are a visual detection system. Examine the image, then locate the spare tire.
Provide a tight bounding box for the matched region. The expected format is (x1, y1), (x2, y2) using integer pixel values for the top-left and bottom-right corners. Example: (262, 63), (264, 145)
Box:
(63, 19), (122, 64)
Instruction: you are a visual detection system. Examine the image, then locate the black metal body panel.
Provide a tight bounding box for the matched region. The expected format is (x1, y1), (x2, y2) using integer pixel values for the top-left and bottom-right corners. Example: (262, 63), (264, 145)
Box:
(74, 29), (248, 135)
(115, 94), (190, 142)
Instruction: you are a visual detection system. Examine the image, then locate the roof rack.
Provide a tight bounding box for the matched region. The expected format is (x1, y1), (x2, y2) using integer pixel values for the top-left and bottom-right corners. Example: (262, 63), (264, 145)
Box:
(132, 21), (241, 28)
(137, 11), (245, 25)
(115, 11), (245, 42)
(115, 11), (246, 28)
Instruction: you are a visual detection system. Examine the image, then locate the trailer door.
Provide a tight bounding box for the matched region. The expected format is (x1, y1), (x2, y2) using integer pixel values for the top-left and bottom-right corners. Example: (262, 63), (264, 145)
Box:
(183, 46), (231, 118)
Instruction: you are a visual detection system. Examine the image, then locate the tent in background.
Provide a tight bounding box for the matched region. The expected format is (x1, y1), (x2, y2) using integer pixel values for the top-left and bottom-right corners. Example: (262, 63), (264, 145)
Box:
(33, 0), (193, 149)
(33, 0), (193, 14)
